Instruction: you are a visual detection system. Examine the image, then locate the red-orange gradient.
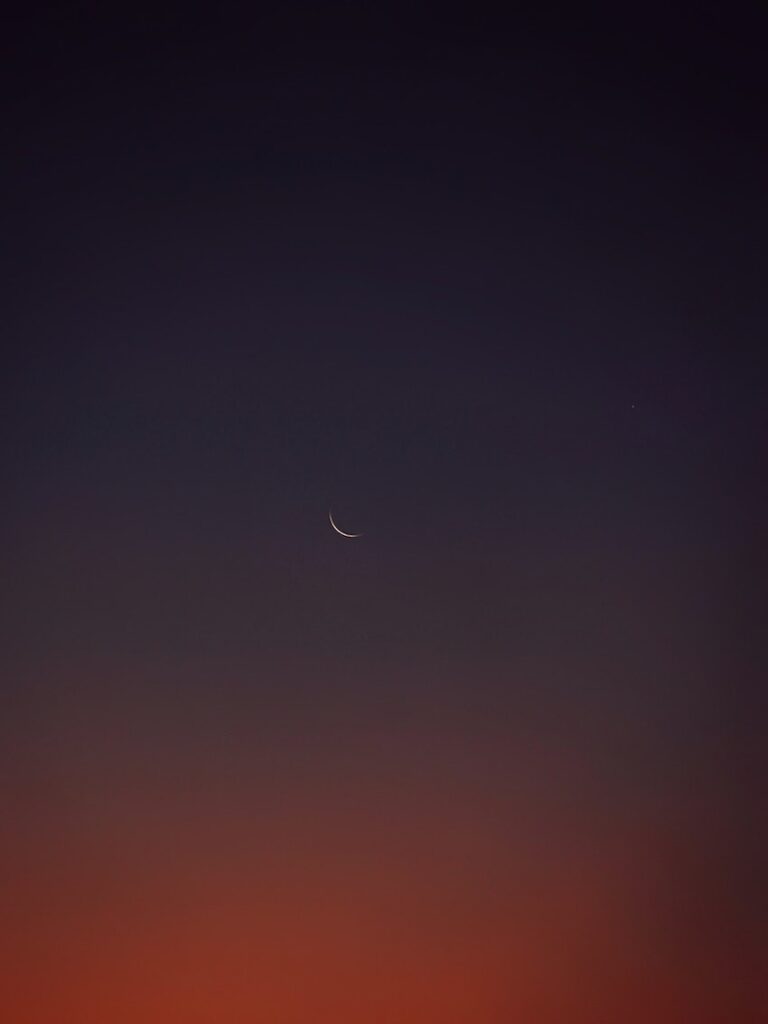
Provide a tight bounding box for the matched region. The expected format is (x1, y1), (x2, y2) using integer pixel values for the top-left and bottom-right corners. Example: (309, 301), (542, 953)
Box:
(1, 661), (760, 1023)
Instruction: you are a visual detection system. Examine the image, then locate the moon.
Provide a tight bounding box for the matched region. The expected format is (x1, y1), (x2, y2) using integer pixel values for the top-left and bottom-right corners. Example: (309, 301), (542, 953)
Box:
(329, 509), (363, 538)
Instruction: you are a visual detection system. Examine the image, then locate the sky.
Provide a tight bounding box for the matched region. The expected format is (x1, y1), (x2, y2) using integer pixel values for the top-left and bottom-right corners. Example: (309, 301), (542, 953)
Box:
(1, 5), (765, 1022)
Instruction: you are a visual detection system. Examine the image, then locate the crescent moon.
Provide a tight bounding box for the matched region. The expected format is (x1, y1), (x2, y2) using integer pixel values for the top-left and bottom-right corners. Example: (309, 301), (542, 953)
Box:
(329, 509), (363, 538)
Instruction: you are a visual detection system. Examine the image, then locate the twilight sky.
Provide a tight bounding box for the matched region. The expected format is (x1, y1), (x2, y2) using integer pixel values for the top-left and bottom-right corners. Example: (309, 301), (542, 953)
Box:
(2, 6), (765, 1022)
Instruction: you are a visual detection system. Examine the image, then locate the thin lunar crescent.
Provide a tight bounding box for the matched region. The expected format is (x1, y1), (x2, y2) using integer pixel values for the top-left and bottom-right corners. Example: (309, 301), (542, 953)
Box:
(329, 510), (363, 538)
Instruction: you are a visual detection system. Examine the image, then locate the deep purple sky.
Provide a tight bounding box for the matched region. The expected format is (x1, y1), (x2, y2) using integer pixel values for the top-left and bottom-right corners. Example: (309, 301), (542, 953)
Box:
(1, 6), (765, 1021)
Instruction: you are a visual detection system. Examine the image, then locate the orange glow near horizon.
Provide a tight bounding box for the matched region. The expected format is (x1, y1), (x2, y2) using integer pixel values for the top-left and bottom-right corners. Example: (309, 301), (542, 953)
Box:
(1, 664), (759, 1023)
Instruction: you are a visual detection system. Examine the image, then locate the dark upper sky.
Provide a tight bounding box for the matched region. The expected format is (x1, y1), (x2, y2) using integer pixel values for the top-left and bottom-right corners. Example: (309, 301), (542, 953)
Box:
(1, 5), (765, 1021)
